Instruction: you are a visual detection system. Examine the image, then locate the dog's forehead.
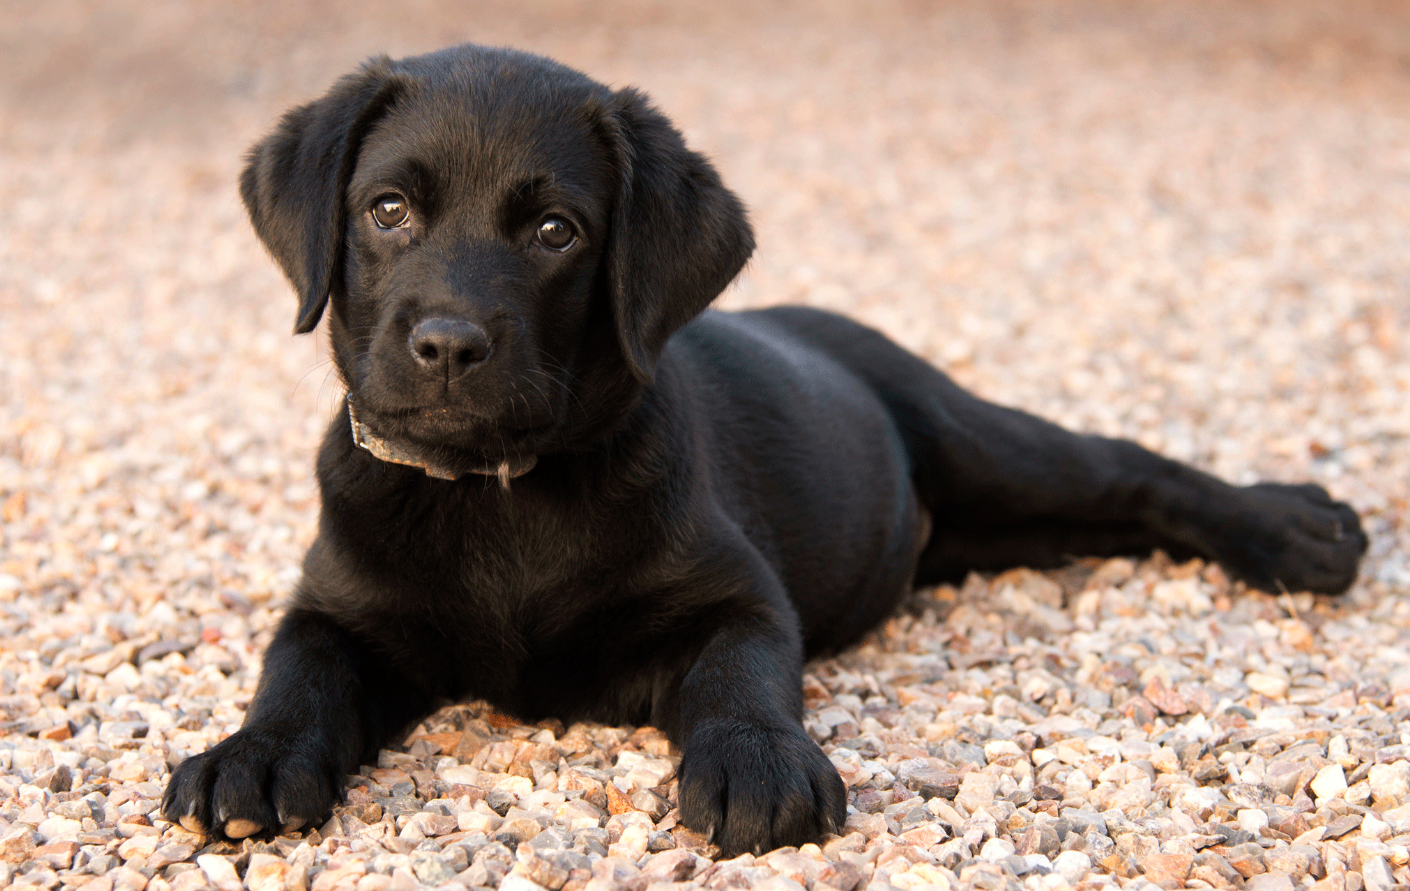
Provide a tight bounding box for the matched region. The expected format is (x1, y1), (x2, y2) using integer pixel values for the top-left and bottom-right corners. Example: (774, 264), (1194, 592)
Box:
(356, 53), (614, 201)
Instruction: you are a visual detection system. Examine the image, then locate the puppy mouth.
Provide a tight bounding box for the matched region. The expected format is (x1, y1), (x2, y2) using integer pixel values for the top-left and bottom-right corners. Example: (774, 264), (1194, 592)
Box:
(346, 398), (542, 482)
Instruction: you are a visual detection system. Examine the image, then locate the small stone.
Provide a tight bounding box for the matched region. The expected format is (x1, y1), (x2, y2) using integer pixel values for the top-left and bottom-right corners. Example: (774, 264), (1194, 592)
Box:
(1143, 676), (1189, 716)
(1328, 736), (1356, 771)
(1238, 808), (1270, 836)
(1191, 851), (1245, 889)
(1246, 673), (1289, 699)
(1265, 846), (1318, 876)
(1052, 850), (1091, 882)
(36, 816), (82, 842)
(1311, 765), (1348, 802)
(117, 835), (158, 861)
(1361, 813), (1391, 839)
(500, 872), (551, 891)
(1245, 874), (1296, 891)
(898, 823), (946, 848)
(604, 782), (635, 816)
(499, 816), (546, 845)
(1362, 855), (1395, 891)
(33, 841), (78, 870)
(1061, 809), (1107, 837)
(1223, 842), (1267, 878)
(956, 772), (999, 812)
(411, 851), (458, 886)
(1271, 811), (1312, 839)
(843, 812), (887, 839)
(1142, 851), (1193, 887)
(148, 843), (196, 869)
(1323, 815), (1363, 838)
(893, 760), (958, 798)
(1122, 695), (1159, 726)
(245, 854), (293, 891)
(639, 848), (704, 883)
(1369, 762), (1410, 809)
(1017, 823), (1060, 857)
(629, 789), (670, 820)
(980, 837), (1016, 861)
(47, 764), (73, 790)
(312, 861), (366, 890)
(196, 854), (242, 891)
(405, 811), (458, 837)
(818, 858), (863, 891)
(984, 740), (1024, 763)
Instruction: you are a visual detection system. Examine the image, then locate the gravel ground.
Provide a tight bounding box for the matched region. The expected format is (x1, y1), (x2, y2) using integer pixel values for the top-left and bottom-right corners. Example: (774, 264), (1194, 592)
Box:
(3, 2), (1409, 890)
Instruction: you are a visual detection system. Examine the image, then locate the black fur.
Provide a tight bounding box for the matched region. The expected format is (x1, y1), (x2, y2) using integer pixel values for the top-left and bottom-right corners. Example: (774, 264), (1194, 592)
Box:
(164, 44), (1367, 856)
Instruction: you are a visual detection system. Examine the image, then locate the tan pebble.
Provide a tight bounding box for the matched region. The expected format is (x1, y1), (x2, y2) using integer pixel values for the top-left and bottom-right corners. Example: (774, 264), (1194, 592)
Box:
(117, 835), (158, 861)
(1141, 675), (1189, 716)
(604, 781), (635, 816)
(1140, 852), (1193, 886)
(1362, 813), (1391, 840)
(246, 854), (293, 891)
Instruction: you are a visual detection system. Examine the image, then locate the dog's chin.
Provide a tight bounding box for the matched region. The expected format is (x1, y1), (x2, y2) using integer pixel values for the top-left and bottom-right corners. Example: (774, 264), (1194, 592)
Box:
(348, 400), (550, 478)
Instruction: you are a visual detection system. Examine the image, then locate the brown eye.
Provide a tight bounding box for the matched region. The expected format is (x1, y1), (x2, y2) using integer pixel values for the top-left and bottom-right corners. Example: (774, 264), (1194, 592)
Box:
(371, 195), (410, 229)
(536, 217), (576, 251)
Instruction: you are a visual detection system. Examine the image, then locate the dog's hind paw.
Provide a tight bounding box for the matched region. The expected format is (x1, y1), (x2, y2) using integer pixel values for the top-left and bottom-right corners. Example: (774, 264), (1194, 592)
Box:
(1213, 482), (1368, 595)
(161, 728), (340, 840)
(677, 718), (847, 857)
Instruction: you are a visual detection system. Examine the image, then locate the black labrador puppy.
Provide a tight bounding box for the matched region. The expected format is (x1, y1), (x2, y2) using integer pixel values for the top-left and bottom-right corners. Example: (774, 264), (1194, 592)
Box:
(163, 44), (1366, 856)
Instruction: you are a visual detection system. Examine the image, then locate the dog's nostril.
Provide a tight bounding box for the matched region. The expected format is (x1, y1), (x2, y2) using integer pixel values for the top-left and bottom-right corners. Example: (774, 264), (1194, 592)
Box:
(408, 318), (492, 375)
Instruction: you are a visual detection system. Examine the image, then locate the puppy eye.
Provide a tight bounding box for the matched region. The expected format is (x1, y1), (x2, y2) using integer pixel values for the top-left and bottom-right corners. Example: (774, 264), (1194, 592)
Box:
(536, 217), (577, 252)
(371, 195), (411, 229)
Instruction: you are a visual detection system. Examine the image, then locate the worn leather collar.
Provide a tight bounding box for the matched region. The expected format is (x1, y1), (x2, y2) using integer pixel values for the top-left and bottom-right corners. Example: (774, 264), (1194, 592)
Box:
(347, 399), (537, 486)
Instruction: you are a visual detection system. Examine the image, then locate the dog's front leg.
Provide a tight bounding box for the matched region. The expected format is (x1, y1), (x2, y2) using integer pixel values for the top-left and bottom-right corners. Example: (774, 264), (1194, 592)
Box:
(665, 551), (847, 857)
(162, 608), (431, 839)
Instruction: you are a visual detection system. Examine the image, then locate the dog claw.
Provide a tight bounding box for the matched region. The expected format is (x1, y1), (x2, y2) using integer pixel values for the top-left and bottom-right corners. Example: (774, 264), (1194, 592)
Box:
(224, 818), (263, 839)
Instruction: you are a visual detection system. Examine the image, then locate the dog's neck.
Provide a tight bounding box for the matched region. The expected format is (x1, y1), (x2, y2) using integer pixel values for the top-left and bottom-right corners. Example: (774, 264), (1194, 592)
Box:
(346, 399), (536, 487)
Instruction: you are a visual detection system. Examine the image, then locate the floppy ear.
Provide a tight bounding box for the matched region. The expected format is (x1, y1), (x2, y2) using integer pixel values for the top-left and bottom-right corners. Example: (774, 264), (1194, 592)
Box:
(240, 57), (405, 334)
(604, 88), (755, 382)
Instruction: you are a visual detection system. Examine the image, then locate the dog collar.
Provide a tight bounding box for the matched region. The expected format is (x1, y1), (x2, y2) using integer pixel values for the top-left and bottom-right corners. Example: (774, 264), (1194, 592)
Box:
(347, 399), (536, 486)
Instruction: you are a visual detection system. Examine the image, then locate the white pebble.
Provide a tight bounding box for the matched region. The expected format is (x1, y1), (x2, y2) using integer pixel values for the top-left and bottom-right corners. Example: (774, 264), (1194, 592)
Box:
(1052, 850), (1091, 882)
(1311, 764), (1348, 802)
(1237, 808), (1269, 835)
(1245, 672), (1288, 699)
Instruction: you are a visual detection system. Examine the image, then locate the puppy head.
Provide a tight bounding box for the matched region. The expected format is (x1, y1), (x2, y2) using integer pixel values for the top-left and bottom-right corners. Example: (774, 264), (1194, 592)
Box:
(240, 45), (753, 472)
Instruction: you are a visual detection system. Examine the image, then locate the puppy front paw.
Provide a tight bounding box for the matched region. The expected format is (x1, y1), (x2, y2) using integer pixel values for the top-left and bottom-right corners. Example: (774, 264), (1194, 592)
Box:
(162, 729), (342, 840)
(677, 719), (846, 857)
(1218, 482), (1367, 595)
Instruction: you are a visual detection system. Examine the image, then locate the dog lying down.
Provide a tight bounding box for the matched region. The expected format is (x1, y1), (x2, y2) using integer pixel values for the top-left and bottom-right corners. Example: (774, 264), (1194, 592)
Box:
(163, 44), (1367, 856)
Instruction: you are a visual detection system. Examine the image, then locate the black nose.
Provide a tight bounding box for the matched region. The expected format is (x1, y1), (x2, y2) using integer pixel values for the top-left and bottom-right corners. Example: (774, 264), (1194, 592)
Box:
(408, 318), (492, 377)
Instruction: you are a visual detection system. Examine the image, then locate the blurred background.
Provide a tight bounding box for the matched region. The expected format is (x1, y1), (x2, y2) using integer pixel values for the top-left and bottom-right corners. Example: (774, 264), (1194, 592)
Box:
(1, 0), (1407, 605)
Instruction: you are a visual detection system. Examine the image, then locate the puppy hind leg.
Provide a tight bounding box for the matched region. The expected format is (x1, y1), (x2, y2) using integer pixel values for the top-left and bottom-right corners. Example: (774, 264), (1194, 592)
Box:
(913, 518), (1189, 585)
(893, 384), (1365, 594)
